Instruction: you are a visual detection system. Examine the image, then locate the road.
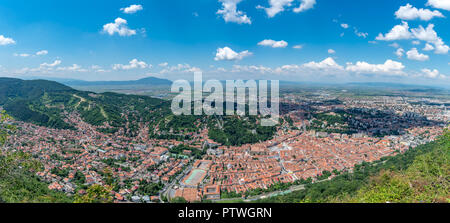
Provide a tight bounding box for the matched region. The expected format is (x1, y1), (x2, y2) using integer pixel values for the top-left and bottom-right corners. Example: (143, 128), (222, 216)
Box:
(214, 178), (331, 203)
(159, 162), (193, 203)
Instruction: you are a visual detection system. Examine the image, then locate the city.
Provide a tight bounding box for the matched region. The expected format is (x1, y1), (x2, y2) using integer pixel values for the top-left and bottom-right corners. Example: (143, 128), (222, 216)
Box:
(2, 86), (448, 203)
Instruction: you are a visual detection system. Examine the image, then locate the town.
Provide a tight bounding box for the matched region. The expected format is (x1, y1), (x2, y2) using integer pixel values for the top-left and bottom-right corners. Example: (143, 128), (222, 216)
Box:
(2, 90), (449, 203)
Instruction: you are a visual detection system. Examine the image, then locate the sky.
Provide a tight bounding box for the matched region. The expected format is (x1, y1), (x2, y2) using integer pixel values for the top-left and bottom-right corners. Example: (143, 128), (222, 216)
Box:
(0, 0), (449, 86)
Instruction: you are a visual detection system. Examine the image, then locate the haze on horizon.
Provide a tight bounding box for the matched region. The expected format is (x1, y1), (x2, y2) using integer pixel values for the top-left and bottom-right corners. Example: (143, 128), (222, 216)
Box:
(0, 0), (449, 87)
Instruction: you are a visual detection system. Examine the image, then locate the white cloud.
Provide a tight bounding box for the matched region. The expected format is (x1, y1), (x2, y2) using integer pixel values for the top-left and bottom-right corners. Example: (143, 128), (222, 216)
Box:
(217, 0), (251, 24)
(303, 57), (343, 70)
(423, 43), (435, 51)
(120, 4), (143, 14)
(412, 40), (420, 45)
(14, 50), (48, 58)
(214, 47), (252, 61)
(427, 0), (450, 11)
(353, 28), (368, 38)
(406, 48), (429, 61)
(376, 21), (412, 41)
(40, 60), (62, 68)
(113, 59), (149, 70)
(103, 18), (137, 36)
(421, 68), (441, 78)
(377, 22), (449, 54)
(232, 64), (273, 73)
(159, 62), (169, 67)
(160, 64), (202, 74)
(0, 35), (15, 46)
(293, 0), (316, 13)
(328, 49), (335, 54)
(293, 44), (303, 49)
(257, 0), (294, 18)
(395, 4), (444, 21)
(389, 42), (400, 48)
(14, 53), (31, 57)
(57, 64), (87, 72)
(345, 60), (405, 75)
(341, 23), (349, 29)
(36, 50), (48, 56)
(258, 39), (288, 48)
(395, 48), (405, 58)
(411, 24), (449, 54)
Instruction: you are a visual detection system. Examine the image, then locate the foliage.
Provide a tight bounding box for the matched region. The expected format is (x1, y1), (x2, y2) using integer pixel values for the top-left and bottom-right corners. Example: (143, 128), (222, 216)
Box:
(341, 131), (449, 203)
(74, 184), (114, 203)
(208, 116), (277, 146)
(0, 151), (73, 203)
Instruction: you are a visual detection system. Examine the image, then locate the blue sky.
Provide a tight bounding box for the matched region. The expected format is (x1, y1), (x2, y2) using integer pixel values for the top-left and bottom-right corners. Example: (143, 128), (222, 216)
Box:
(0, 0), (449, 86)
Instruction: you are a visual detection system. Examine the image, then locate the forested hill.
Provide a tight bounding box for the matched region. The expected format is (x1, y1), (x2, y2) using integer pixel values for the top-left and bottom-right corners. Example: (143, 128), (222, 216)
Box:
(0, 77), (277, 145)
(0, 78), (74, 104)
(0, 77), (169, 131)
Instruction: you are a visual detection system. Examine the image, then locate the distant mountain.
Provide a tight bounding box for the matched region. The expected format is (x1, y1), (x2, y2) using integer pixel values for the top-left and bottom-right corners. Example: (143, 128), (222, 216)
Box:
(345, 82), (447, 90)
(60, 77), (172, 86)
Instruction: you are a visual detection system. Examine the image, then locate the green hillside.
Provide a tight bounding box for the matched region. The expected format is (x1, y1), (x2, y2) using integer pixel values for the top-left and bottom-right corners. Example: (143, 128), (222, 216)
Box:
(0, 78), (276, 145)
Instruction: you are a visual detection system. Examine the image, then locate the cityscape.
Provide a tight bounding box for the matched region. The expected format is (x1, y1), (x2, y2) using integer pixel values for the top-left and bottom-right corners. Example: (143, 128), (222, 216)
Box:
(0, 0), (449, 208)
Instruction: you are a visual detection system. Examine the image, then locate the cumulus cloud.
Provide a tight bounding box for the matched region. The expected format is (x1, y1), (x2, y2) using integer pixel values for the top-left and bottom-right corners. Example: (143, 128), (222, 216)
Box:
(36, 50), (48, 56)
(103, 18), (137, 36)
(406, 48), (429, 61)
(293, 44), (303, 49)
(353, 27), (368, 38)
(14, 53), (31, 57)
(395, 4), (444, 21)
(411, 24), (449, 54)
(303, 57), (343, 70)
(258, 39), (288, 48)
(232, 64), (274, 74)
(293, 0), (316, 13)
(160, 63), (201, 74)
(376, 21), (412, 41)
(14, 50), (48, 58)
(57, 64), (87, 72)
(113, 59), (149, 70)
(341, 23), (349, 29)
(40, 60), (62, 68)
(214, 47), (252, 61)
(426, 0), (450, 11)
(217, 0), (251, 24)
(0, 35), (15, 46)
(159, 62), (169, 67)
(257, 0), (294, 18)
(421, 68), (442, 78)
(120, 4), (143, 14)
(328, 49), (336, 54)
(345, 60), (405, 76)
(389, 42), (400, 48)
(423, 43), (435, 51)
(395, 48), (405, 58)
(377, 22), (449, 54)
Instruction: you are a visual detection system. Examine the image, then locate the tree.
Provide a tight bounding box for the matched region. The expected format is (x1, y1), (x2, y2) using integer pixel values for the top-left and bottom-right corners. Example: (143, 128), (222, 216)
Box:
(74, 184), (114, 203)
